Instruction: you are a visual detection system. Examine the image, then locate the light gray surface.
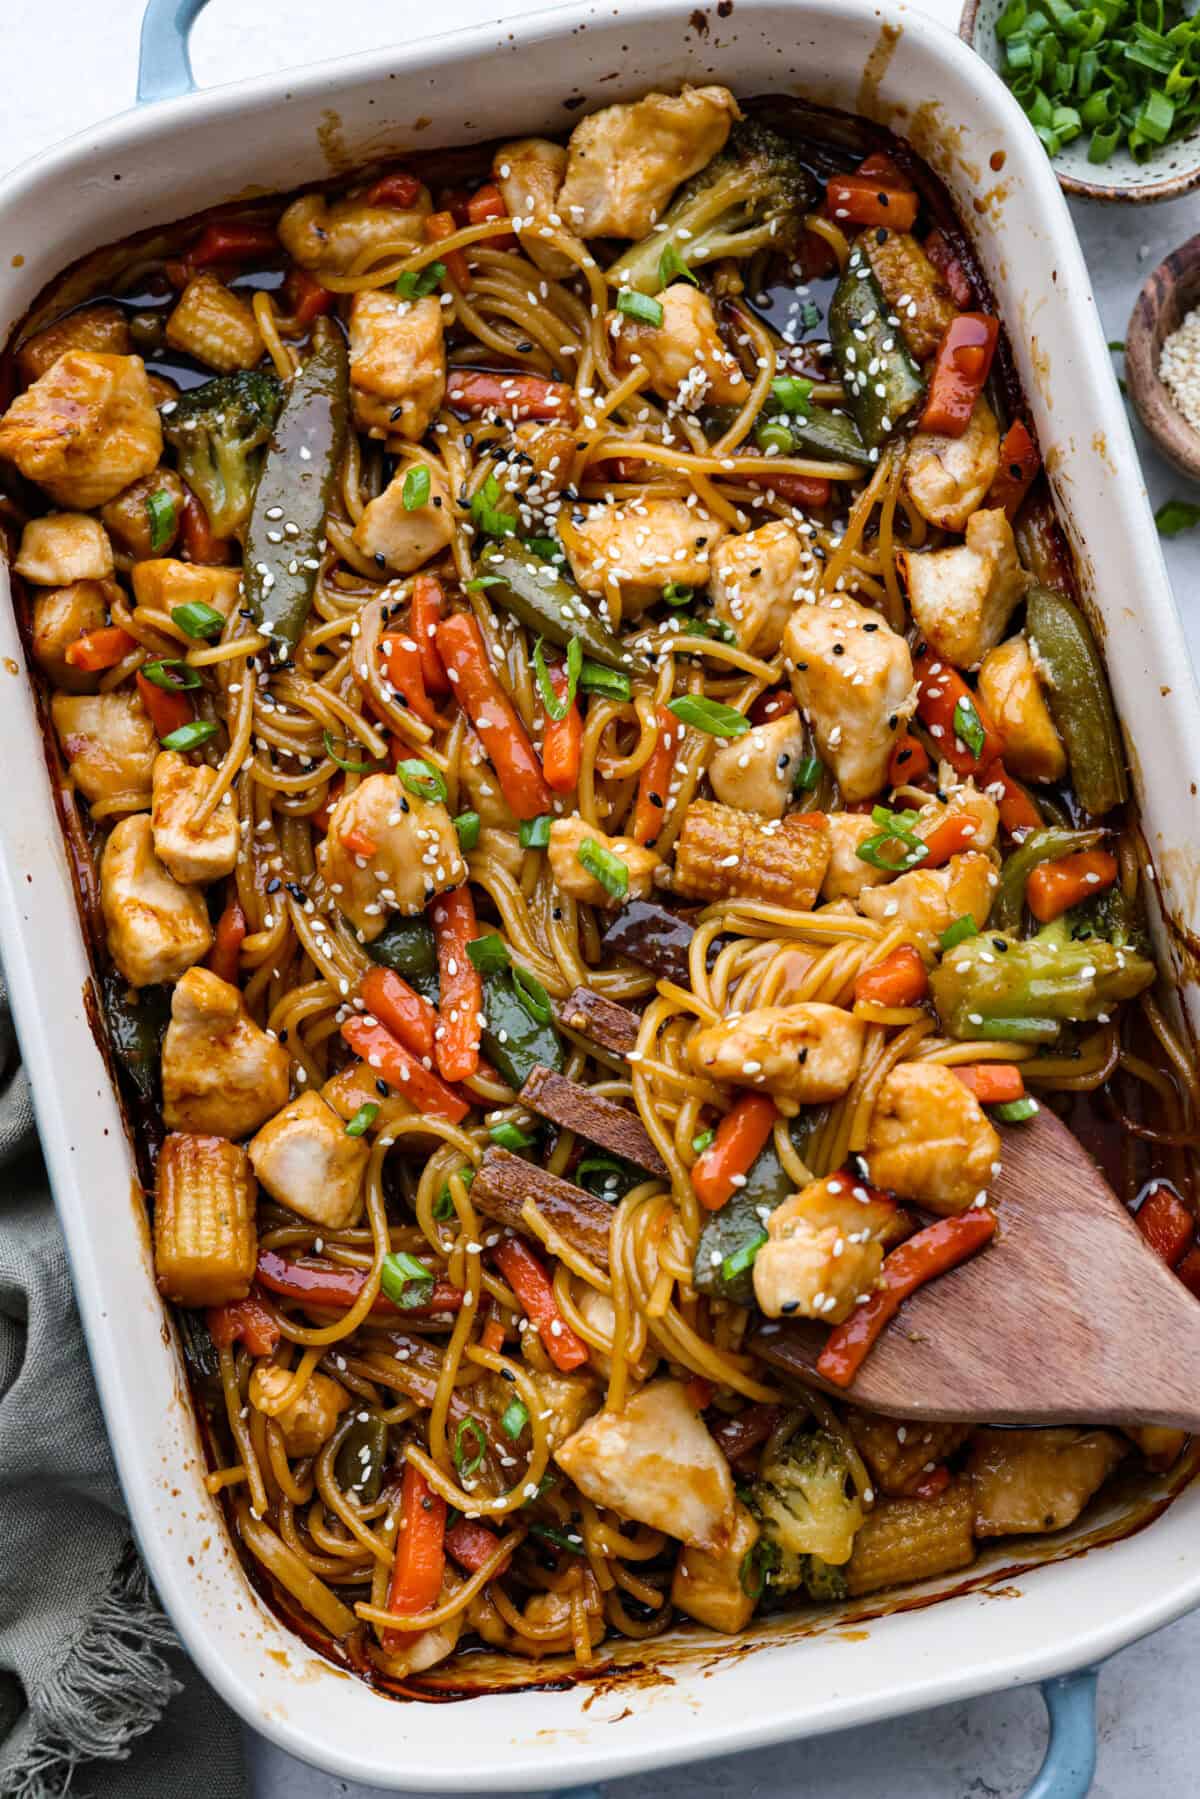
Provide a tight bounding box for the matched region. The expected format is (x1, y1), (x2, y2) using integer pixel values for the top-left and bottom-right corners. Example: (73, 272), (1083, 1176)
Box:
(6, 3), (1200, 1795)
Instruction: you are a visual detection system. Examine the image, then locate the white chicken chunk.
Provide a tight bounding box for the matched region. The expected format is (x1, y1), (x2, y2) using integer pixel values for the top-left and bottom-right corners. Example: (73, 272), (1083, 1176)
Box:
(249, 1362), (350, 1456)
(100, 813), (212, 987)
(902, 508), (1032, 670)
(316, 773), (466, 940)
(494, 138), (572, 277)
(866, 1062), (1001, 1214)
(977, 636), (1066, 784)
(555, 1378), (736, 1551)
(905, 397), (1001, 532)
(967, 1427), (1126, 1536)
(784, 598), (916, 804)
(278, 188), (431, 277)
(17, 303), (131, 385)
(100, 470), (185, 561)
(130, 558), (243, 619)
(15, 514), (114, 586)
(708, 710), (808, 821)
(671, 1501), (760, 1634)
(349, 290), (445, 441)
(612, 285), (748, 407)
(30, 580), (113, 692)
(858, 850), (997, 946)
(248, 1091), (369, 1229)
(558, 86), (740, 238)
(688, 1002), (865, 1107)
(520, 1369), (601, 1454)
(163, 967), (291, 1138)
(573, 1284), (657, 1383)
(753, 1175), (902, 1322)
(547, 816), (660, 909)
(710, 519), (813, 656)
(351, 459), (454, 575)
(0, 351), (162, 509)
(165, 273), (264, 374)
(560, 496), (725, 615)
(51, 690), (157, 807)
(151, 750), (239, 885)
(914, 782), (999, 856)
(821, 813), (894, 902)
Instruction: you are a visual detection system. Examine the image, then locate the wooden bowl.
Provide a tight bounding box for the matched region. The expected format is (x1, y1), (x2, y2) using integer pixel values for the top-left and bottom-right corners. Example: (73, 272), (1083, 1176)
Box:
(1126, 234), (1200, 482)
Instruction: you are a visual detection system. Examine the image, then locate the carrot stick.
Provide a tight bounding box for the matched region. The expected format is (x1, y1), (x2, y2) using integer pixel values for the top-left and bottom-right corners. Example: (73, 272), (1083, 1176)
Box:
(383, 1462), (448, 1652)
(986, 419), (1040, 518)
(692, 1093), (778, 1212)
(206, 1292), (280, 1357)
(430, 885), (483, 1084)
(854, 944), (929, 1009)
(136, 669), (192, 738)
(541, 662), (582, 794)
(1136, 1183), (1194, 1269)
(983, 759), (1042, 836)
(410, 573), (450, 696)
(340, 1016), (470, 1124)
(445, 369), (577, 422)
(920, 313), (1000, 436)
(1026, 849), (1117, 923)
(185, 221), (280, 268)
(817, 1210), (998, 1388)
(445, 1517), (511, 1575)
(256, 1249), (463, 1318)
(361, 965), (439, 1061)
(919, 813), (983, 869)
(953, 1063), (1026, 1105)
(493, 1235), (589, 1371)
(206, 900), (247, 986)
(743, 471), (832, 509)
(888, 731), (931, 788)
(435, 612), (553, 821)
(424, 210), (470, 289)
(915, 651), (1005, 778)
(465, 182), (517, 250)
(64, 625), (136, 671)
(282, 268), (335, 331)
(381, 626), (438, 726)
(632, 706), (679, 847)
(826, 153), (919, 231)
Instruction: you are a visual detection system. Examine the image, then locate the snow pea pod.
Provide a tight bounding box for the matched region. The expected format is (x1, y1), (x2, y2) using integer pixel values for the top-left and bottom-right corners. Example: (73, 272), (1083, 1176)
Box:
(828, 245), (923, 448)
(991, 825), (1106, 934)
(1025, 585), (1127, 817)
(477, 544), (651, 676)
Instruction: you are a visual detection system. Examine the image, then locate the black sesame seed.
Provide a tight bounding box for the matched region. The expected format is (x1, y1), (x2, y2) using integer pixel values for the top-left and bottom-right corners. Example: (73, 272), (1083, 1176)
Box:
(266, 876), (282, 893)
(832, 643), (844, 656)
(375, 1077), (390, 1096)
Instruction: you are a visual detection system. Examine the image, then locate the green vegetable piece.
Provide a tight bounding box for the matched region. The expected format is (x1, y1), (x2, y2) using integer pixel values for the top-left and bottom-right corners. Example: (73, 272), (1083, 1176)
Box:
(161, 369), (283, 538)
(792, 755), (822, 793)
(693, 1131), (798, 1304)
(953, 694), (986, 761)
(243, 319), (348, 658)
(1025, 585), (1127, 816)
(396, 758), (448, 803)
(691, 1128), (716, 1155)
(470, 474), (517, 540)
(146, 488), (177, 552)
(322, 728), (375, 773)
(930, 920), (1156, 1043)
(402, 465), (431, 510)
(345, 1102), (378, 1137)
(519, 814), (552, 849)
(533, 634), (582, 721)
(992, 1095), (1041, 1122)
(748, 1426), (865, 1583)
(490, 1120), (535, 1151)
(161, 719), (218, 752)
(828, 246), (924, 447)
(580, 663), (632, 702)
(939, 913), (978, 951)
(396, 261), (445, 298)
(140, 658), (202, 692)
(576, 837), (629, 900)
(380, 1250), (435, 1309)
(102, 974), (170, 1107)
(617, 289), (664, 327)
(478, 964), (564, 1091)
(751, 403), (872, 468)
(171, 600), (226, 641)
(334, 1412), (388, 1502)
(476, 543), (649, 675)
(667, 695), (750, 738)
(722, 1229), (768, 1284)
(366, 916), (439, 1000)
(1156, 499), (1200, 538)
(576, 1152), (644, 1201)
(657, 243), (699, 290)
(454, 810), (481, 851)
(501, 1397), (530, 1440)
(529, 1521), (586, 1554)
(992, 824), (1106, 933)
(454, 1417), (488, 1479)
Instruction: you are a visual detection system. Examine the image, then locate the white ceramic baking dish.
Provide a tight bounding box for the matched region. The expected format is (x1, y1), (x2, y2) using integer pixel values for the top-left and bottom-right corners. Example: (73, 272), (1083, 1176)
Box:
(2, 0), (1199, 1791)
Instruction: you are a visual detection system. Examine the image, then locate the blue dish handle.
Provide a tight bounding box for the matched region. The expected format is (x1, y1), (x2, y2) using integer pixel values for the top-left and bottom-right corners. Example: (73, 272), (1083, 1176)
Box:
(137, 0), (210, 103)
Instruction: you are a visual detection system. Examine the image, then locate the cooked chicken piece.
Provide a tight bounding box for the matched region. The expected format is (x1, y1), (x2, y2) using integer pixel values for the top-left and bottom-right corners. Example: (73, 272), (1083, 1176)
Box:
(674, 800), (830, 909)
(967, 1427), (1127, 1536)
(249, 1362), (350, 1456)
(316, 773), (466, 939)
(476, 827), (523, 879)
(555, 1377), (736, 1551)
(351, 459), (454, 575)
(52, 690), (158, 807)
(708, 712), (809, 820)
(821, 813), (894, 902)
(753, 1174), (902, 1322)
(15, 514), (114, 585)
(847, 1412), (971, 1497)
(320, 1062), (422, 1141)
(504, 420), (577, 497)
(458, 729), (520, 832)
(902, 507), (1031, 671)
(17, 303), (131, 385)
(785, 598), (916, 803)
(688, 1001), (865, 1107)
(0, 351), (162, 509)
(494, 138), (572, 277)
(558, 86), (740, 238)
(248, 1091), (369, 1229)
(864, 231), (957, 363)
(278, 188), (431, 278)
(612, 285), (748, 408)
(154, 1132), (257, 1307)
(1124, 1425), (1187, 1471)
(547, 816), (660, 909)
(711, 519), (814, 655)
(977, 635), (1066, 784)
(166, 274), (264, 374)
(162, 968), (291, 1139)
(100, 469), (185, 560)
(517, 1369), (601, 1453)
(130, 557), (243, 619)
(913, 780), (999, 856)
(905, 399), (1000, 534)
(560, 496), (725, 615)
(30, 579), (114, 692)
(671, 1500), (760, 1634)
(858, 850), (997, 946)
(151, 750), (239, 885)
(573, 1284), (657, 1383)
(100, 814), (212, 987)
(866, 1062), (1001, 1214)
(349, 290), (445, 441)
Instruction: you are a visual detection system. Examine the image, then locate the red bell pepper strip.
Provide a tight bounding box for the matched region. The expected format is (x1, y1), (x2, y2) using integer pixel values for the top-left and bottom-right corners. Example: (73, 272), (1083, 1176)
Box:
(366, 171), (423, 208)
(685, 1376), (715, 1411)
(383, 1462), (447, 1652)
(184, 221), (280, 270)
(430, 885), (483, 1084)
(465, 182), (517, 250)
(207, 900), (247, 986)
(541, 662), (582, 794)
(493, 1235), (589, 1372)
(826, 152), (919, 231)
(445, 368), (577, 422)
(256, 1249), (465, 1318)
(915, 651), (1005, 778)
(817, 1209), (997, 1388)
(914, 1465), (952, 1500)
(1175, 1245), (1200, 1300)
(340, 1016), (471, 1124)
(888, 731), (932, 788)
(381, 626), (438, 726)
(953, 1063), (1026, 1105)
(631, 705), (679, 847)
(692, 1093), (778, 1213)
(795, 229), (840, 282)
(919, 812), (984, 869)
(1026, 849), (1118, 923)
(920, 313), (1000, 437)
(435, 612), (554, 821)
(136, 669), (192, 739)
(854, 944), (929, 1009)
(708, 1403), (787, 1467)
(206, 1291), (280, 1357)
(64, 625), (136, 672)
(742, 469), (832, 510)
(986, 419), (1040, 519)
(445, 1517), (512, 1575)
(1135, 1183), (1194, 1269)
(282, 268), (335, 331)
(179, 487), (234, 565)
(923, 227), (974, 309)
(983, 759), (1043, 836)
(361, 965), (439, 1061)
(423, 211), (470, 289)
(749, 688), (797, 727)
(410, 573), (450, 696)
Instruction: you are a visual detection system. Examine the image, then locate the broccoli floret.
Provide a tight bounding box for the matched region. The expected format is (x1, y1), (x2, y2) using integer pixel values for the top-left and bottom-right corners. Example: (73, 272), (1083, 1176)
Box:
(607, 120), (816, 294)
(931, 918), (1156, 1045)
(162, 370), (283, 537)
(748, 1427), (864, 1593)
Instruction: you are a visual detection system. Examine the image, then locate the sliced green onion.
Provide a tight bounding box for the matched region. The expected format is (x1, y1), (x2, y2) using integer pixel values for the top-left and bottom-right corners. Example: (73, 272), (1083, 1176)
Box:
(580, 662), (631, 701)
(396, 260), (445, 298)
(755, 417), (796, 456)
(345, 1102), (379, 1137)
(792, 755), (822, 793)
(667, 695), (750, 739)
(577, 1153), (634, 1197)
(467, 933), (510, 975)
(396, 757), (448, 803)
(616, 289), (664, 327)
(524, 535), (565, 563)
(953, 694), (986, 760)
(661, 582), (694, 607)
(939, 914), (979, 951)
(856, 805), (929, 873)
(464, 574), (506, 590)
(434, 1166), (474, 1221)
(454, 810), (481, 851)
(519, 814), (552, 850)
(691, 1128), (716, 1155)
(171, 600), (225, 640)
(722, 1230), (768, 1284)
(146, 488), (177, 552)
(770, 375), (814, 415)
(991, 1095), (1041, 1123)
(976, 1016), (1061, 1044)
(529, 1521), (585, 1553)
(453, 1417), (488, 1480)
(1155, 498), (1200, 538)
(501, 1397), (530, 1440)
(470, 473), (517, 539)
(380, 1250), (435, 1308)
(675, 615), (738, 645)
(533, 633), (582, 721)
(402, 465), (431, 510)
(140, 658), (202, 692)
(511, 962), (553, 1025)
(323, 727), (374, 773)
(576, 837), (630, 900)
(657, 242), (699, 290)
(160, 719), (218, 752)
(799, 299), (822, 332)
(490, 1120), (535, 1150)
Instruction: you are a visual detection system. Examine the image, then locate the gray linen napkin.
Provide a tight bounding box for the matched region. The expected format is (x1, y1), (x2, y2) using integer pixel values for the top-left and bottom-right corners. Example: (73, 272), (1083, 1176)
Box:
(0, 965), (246, 1798)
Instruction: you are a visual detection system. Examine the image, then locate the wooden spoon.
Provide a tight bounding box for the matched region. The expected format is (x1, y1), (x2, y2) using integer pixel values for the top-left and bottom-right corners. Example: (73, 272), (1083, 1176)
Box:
(751, 1105), (1200, 1431)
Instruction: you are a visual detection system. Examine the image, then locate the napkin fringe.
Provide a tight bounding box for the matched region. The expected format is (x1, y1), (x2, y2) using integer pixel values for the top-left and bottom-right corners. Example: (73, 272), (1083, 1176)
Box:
(6, 1553), (182, 1799)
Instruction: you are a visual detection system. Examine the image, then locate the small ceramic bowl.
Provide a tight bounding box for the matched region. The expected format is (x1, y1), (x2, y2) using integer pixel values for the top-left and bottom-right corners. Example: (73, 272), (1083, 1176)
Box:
(960, 0), (1200, 201)
(1126, 233), (1200, 480)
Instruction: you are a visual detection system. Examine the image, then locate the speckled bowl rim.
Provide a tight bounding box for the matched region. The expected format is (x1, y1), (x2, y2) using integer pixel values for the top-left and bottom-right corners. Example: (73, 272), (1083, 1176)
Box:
(959, 0), (1200, 202)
